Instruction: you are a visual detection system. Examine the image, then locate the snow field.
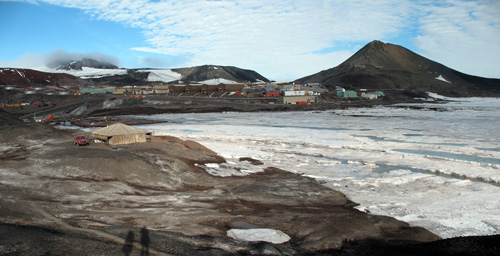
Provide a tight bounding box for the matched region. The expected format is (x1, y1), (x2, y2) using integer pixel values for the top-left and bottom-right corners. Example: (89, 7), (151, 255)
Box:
(136, 69), (182, 82)
(36, 66), (128, 78)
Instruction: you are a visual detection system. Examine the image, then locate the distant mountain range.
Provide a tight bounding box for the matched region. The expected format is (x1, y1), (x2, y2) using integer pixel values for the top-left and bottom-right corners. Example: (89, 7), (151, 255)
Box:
(88, 65), (269, 86)
(296, 40), (500, 97)
(47, 58), (119, 71)
(1, 40), (499, 97)
(0, 65), (269, 89)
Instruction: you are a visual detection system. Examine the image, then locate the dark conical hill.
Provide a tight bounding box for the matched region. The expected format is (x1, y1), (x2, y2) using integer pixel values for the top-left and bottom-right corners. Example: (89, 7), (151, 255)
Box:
(296, 40), (500, 97)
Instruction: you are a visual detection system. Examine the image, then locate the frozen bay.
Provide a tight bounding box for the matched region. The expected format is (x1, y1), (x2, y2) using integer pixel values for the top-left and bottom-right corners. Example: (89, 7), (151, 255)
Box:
(132, 96), (500, 239)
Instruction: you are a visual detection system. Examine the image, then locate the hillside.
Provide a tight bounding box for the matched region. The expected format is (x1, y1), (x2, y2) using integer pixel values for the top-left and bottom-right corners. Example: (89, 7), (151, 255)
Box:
(172, 65), (269, 84)
(0, 68), (85, 89)
(296, 40), (500, 97)
(87, 65), (269, 86)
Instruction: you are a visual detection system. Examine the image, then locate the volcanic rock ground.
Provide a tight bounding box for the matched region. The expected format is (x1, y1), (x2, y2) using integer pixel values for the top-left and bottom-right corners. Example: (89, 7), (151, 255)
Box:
(0, 122), (439, 255)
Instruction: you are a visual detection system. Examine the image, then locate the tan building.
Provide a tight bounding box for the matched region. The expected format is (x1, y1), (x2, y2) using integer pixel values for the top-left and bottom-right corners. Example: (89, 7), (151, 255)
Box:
(88, 123), (152, 145)
(280, 95), (317, 104)
(154, 85), (170, 94)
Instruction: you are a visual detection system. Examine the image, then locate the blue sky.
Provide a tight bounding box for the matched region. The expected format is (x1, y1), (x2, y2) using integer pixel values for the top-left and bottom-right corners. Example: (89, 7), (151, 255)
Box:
(1, 0), (499, 81)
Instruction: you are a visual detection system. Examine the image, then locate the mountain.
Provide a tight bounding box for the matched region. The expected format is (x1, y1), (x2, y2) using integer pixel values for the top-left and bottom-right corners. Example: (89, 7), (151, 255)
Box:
(1, 61), (270, 88)
(172, 65), (269, 84)
(40, 59), (269, 85)
(86, 65), (269, 86)
(48, 58), (119, 71)
(296, 40), (500, 97)
(0, 68), (84, 89)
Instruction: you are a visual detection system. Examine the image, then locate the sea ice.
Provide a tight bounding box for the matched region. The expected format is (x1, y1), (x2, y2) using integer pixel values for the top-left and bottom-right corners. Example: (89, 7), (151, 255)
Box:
(133, 97), (500, 239)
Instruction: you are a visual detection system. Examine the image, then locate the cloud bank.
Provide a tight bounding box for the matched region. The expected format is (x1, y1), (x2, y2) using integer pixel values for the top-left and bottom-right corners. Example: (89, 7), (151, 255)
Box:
(0, 49), (119, 69)
(6, 0), (500, 80)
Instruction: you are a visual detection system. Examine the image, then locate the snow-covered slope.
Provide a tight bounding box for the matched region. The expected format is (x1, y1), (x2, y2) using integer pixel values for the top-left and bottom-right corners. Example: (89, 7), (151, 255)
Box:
(36, 66), (128, 79)
(198, 78), (238, 84)
(136, 69), (182, 83)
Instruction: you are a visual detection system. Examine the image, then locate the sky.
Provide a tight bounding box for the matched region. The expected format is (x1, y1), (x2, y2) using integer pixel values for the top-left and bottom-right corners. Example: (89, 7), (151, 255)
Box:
(0, 0), (499, 81)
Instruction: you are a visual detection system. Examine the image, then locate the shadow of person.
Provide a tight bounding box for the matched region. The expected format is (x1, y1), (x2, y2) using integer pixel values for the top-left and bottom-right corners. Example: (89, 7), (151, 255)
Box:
(122, 231), (134, 256)
(140, 227), (150, 256)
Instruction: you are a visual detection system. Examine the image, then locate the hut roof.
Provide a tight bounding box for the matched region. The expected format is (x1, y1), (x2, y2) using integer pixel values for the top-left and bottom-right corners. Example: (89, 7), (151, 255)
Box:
(89, 123), (150, 136)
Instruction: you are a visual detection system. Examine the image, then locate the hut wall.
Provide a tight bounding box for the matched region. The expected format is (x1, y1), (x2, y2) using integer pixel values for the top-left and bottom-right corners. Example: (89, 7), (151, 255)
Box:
(109, 134), (147, 145)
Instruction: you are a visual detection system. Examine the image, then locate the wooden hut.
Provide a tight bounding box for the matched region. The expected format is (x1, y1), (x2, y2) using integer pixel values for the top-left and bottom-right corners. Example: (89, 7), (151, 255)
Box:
(88, 123), (152, 145)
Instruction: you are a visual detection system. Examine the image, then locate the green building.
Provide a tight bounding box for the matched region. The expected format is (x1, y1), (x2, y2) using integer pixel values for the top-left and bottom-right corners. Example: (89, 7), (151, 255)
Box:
(337, 90), (358, 98)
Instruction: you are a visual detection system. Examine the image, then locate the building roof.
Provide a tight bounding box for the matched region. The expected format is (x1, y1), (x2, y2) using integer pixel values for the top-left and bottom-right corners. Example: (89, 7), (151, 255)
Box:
(89, 123), (150, 136)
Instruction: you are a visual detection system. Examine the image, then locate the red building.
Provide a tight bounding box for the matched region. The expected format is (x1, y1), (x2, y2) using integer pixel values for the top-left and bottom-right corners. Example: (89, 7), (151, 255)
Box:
(265, 91), (281, 97)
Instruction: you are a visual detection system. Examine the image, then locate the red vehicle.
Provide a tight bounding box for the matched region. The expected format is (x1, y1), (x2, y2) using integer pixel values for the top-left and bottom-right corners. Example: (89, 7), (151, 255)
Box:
(74, 135), (89, 146)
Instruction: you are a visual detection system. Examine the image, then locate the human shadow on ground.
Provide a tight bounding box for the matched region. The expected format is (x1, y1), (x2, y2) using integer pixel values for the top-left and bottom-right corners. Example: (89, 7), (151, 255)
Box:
(121, 227), (150, 256)
(122, 231), (134, 256)
(140, 227), (150, 256)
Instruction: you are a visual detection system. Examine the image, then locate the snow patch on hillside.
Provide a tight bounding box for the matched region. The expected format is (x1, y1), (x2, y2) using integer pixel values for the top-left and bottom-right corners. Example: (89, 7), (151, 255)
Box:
(198, 78), (238, 84)
(36, 66), (127, 78)
(436, 75), (451, 83)
(137, 69), (182, 83)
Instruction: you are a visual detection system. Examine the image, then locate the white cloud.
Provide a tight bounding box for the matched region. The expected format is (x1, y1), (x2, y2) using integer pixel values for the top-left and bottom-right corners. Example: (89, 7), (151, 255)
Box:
(0, 51), (45, 69)
(31, 0), (415, 80)
(414, 0), (500, 78)
(0, 49), (119, 69)
(7, 0), (500, 80)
